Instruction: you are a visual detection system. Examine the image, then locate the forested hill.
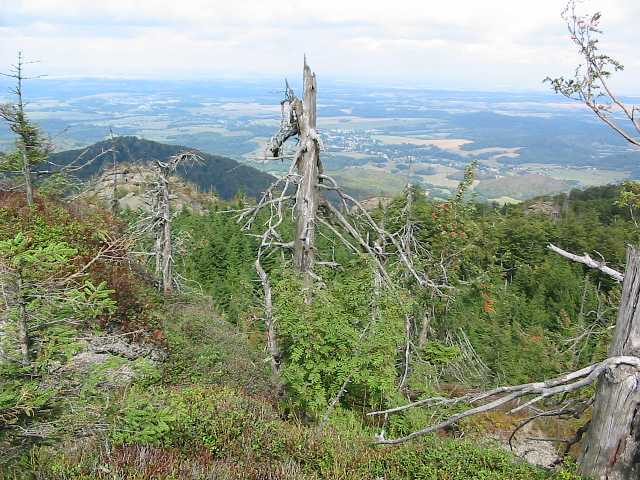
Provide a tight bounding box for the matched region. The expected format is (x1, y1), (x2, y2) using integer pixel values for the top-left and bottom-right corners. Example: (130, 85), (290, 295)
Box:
(521, 184), (627, 221)
(49, 136), (275, 199)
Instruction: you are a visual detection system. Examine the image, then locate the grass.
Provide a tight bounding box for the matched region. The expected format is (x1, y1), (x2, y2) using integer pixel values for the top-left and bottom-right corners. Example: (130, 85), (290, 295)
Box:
(475, 174), (570, 200)
(329, 166), (408, 197)
(23, 382), (584, 480)
(0, 296), (586, 480)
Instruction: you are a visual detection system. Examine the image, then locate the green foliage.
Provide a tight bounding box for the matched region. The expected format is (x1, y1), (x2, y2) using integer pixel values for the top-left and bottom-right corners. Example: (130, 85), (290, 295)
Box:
(0, 195), (162, 471)
(110, 391), (176, 446)
(421, 341), (461, 366)
(173, 207), (258, 324)
(274, 261), (406, 414)
(2, 180), (629, 479)
(162, 299), (274, 395)
(25, 383), (585, 479)
(37, 172), (81, 200)
(0, 231), (116, 366)
(0, 377), (56, 427)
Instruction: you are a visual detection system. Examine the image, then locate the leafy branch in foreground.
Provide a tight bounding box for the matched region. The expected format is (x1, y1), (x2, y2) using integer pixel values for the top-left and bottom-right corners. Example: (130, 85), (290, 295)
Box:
(545, 0), (639, 147)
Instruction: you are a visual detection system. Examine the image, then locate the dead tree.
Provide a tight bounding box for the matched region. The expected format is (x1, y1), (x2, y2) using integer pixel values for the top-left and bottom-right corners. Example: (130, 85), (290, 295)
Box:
(147, 152), (201, 295)
(109, 128), (119, 214)
(238, 59), (448, 388)
(369, 243), (639, 480)
(577, 247), (639, 479)
(266, 60), (323, 296)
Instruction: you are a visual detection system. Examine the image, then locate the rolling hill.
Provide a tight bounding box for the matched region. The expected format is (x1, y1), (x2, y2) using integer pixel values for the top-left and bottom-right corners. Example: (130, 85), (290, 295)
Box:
(49, 136), (275, 199)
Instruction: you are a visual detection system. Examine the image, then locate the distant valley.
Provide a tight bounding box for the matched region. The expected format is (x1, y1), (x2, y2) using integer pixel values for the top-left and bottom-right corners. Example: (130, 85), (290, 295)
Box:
(1, 78), (638, 202)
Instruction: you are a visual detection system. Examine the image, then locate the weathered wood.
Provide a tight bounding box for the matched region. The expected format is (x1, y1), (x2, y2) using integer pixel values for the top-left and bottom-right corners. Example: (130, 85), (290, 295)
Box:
(256, 255), (279, 378)
(578, 246), (640, 480)
(110, 129), (119, 214)
(161, 180), (172, 295)
(150, 153), (201, 295)
(548, 244), (624, 282)
(370, 355), (640, 445)
(22, 150), (34, 207)
(293, 60), (321, 296)
(16, 274), (29, 364)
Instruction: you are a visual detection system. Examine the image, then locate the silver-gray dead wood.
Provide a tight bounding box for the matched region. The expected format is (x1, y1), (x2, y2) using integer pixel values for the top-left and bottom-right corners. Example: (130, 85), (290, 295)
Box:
(370, 245), (640, 480)
(148, 153), (201, 295)
(577, 247), (640, 480)
(293, 61), (321, 294)
(239, 59), (447, 406)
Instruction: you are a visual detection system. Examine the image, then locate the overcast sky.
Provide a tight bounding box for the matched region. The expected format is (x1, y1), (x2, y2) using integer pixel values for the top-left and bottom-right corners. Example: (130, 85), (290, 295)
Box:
(1, 0), (638, 93)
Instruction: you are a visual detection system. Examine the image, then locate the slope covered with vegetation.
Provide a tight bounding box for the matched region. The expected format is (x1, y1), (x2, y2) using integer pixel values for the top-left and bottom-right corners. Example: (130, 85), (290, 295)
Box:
(48, 136), (275, 199)
(4, 181), (625, 479)
(3, 177), (634, 479)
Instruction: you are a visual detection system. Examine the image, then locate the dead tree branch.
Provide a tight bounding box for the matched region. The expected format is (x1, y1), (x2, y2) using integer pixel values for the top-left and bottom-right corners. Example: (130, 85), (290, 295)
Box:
(548, 244), (623, 281)
(369, 355), (640, 445)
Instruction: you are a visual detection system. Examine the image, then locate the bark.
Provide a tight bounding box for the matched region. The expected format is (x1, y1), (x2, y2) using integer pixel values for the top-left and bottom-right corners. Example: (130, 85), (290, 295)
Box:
(16, 54), (34, 207)
(578, 246), (640, 480)
(399, 314), (411, 389)
(418, 309), (431, 349)
(548, 244), (624, 282)
(153, 189), (163, 286)
(293, 60), (321, 298)
(370, 356), (640, 445)
(22, 149), (34, 207)
(161, 176), (172, 295)
(16, 273), (29, 364)
(110, 130), (119, 214)
(256, 256), (280, 379)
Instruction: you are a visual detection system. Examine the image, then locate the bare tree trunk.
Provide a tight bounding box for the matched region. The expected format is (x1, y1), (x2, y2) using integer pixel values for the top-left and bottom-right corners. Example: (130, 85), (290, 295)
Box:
(578, 246), (640, 480)
(418, 308), (432, 349)
(399, 314), (412, 389)
(16, 53), (34, 208)
(153, 185), (163, 284)
(21, 149), (34, 207)
(110, 129), (119, 214)
(16, 274), (29, 364)
(256, 256), (280, 379)
(160, 172), (173, 295)
(151, 166), (172, 294)
(293, 60), (320, 298)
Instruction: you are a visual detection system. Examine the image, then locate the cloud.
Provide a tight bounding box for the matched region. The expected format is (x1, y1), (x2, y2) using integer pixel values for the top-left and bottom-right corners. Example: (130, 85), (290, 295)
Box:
(1, 0), (638, 92)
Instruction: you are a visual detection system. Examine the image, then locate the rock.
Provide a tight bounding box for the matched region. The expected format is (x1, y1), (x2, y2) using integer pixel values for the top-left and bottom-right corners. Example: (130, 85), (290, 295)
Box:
(64, 352), (137, 388)
(490, 421), (560, 468)
(89, 336), (151, 360)
(64, 352), (111, 374)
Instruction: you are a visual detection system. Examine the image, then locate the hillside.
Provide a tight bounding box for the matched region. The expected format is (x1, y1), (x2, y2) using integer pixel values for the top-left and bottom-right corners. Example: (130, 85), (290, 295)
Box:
(474, 173), (570, 201)
(84, 163), (216, 214)
(1, 191), (593, 480)
(49, 136), (275, 200)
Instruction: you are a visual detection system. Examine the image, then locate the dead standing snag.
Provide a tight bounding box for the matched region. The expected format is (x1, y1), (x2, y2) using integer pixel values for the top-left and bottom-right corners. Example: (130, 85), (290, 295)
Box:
(237, 60), (440, 387)
(370, 244), (640, 480)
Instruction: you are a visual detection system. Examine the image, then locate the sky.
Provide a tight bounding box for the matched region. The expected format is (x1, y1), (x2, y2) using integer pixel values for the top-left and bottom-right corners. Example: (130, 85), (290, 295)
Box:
(1, 0), (639, 93)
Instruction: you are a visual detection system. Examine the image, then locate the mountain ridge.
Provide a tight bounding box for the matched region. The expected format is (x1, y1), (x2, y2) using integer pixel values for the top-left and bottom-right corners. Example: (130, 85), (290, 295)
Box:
(49, 136), (275, 199)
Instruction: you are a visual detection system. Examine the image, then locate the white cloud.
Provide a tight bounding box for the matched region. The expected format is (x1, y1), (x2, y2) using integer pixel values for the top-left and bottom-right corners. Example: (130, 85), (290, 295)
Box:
(1, 0), (638, 92)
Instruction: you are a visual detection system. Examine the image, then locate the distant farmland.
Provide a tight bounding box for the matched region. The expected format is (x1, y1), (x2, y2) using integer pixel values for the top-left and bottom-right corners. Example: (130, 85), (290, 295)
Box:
(474, 174), (570, 201)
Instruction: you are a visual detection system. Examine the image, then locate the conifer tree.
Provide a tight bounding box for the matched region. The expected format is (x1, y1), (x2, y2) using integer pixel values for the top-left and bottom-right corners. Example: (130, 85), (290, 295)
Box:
(0, 52), (49, 206)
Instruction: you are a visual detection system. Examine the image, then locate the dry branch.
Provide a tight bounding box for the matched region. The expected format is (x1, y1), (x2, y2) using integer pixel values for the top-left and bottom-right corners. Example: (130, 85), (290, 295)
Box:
(548, 244), (623, 281)
(369, 355), (640, 445)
